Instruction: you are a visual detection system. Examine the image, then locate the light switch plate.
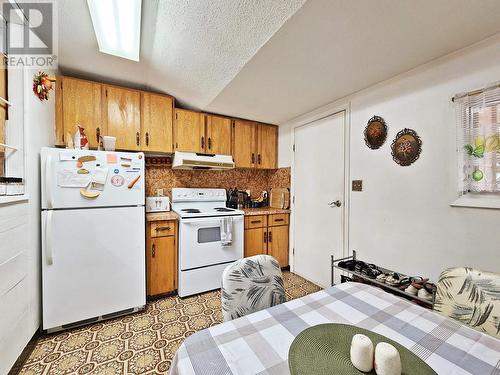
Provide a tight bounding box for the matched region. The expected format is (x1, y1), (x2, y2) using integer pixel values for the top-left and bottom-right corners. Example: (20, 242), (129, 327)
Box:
(157, 188), (164, 197)
(352, 180), (363, 191)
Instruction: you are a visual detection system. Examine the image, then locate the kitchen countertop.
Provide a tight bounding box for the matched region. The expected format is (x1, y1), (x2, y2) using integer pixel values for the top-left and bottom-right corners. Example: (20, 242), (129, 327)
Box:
(242, 207), (291, 216)
(146, 212), (179, 222)
(146, 208), (290, 220)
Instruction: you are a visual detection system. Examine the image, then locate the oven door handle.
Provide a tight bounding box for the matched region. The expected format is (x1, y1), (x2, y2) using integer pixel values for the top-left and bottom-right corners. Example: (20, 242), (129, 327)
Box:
(181, 216), (243, 225)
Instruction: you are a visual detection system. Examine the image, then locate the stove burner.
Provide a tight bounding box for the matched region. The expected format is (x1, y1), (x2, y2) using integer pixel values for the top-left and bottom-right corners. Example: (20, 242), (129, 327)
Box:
(181, 209), (201, 213)
(214, 207), (234, 212)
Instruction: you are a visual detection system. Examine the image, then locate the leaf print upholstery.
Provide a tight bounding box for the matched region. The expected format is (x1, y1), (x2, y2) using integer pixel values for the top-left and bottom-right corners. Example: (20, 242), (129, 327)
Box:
(434, 267), (500, 338)
(221, 255), (286, 322)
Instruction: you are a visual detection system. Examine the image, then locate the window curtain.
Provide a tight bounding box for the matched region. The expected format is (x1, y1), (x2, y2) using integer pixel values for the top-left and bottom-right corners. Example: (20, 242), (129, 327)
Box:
(455, 84), (500, 195)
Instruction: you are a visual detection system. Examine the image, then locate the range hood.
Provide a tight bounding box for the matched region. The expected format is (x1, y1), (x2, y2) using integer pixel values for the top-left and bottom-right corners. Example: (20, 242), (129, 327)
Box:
(172, 151), (235, 170)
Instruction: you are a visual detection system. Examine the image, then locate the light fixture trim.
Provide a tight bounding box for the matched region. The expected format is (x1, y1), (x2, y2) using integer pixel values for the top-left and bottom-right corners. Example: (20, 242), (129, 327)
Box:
(87, 0), (141, 61)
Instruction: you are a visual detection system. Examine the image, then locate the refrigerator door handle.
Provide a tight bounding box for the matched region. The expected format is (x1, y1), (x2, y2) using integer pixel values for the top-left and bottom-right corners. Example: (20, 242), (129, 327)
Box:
(46, 210), (54, 265)
(46, 154), (53, 209)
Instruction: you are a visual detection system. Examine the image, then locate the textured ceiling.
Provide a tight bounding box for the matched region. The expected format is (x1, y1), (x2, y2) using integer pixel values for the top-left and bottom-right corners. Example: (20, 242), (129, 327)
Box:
(147, 0), (306, 108)
(57, 0), (500, 125)
(57, 0), (305, 105)
(206, 0), (500, 123)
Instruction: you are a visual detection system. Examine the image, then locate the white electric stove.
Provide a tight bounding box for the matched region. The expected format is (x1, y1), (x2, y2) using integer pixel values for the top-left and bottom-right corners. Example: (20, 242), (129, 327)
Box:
(172, 188), (244, 297)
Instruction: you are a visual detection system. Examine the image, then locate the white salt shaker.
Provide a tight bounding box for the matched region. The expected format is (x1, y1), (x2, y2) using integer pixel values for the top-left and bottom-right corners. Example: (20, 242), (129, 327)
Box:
(350, 334), (374, 372)
(374, 342), (402, 375)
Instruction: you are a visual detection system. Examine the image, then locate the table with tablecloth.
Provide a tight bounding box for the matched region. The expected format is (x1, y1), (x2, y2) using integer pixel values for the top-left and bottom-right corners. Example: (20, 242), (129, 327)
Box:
(170, 282), (500, 375)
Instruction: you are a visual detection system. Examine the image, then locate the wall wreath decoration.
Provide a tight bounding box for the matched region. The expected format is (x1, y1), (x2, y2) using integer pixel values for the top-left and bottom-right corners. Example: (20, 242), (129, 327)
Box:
(391, 128), (422, 166)
(364, 115), (387, 149)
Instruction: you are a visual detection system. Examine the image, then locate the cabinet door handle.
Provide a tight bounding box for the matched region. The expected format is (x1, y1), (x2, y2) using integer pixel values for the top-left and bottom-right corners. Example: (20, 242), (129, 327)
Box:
(268, 231), (272, 243)
(152, 244), (156, 258)
(136, 132), (140, 146)
(251, 153), (255, 164)
(208, 137), (212, 150)
(96, 127), (100, 143)
(274, 219), (284, 222)
(251, 220), (261, 224)
(258, 154), (261, 164)
(201, 136), (205, 149)
(145, 132), (149, 146)
(264, 231), (267, 243)
(155, 226), (171, 231)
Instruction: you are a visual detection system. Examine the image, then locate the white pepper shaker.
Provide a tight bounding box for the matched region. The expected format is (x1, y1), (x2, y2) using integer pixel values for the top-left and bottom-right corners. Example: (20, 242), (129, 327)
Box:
(374, 342), (402, 375)
(350, 334), (374, 372)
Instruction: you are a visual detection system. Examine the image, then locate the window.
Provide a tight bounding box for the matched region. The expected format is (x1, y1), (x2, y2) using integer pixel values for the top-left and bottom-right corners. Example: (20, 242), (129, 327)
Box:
(453, 83), (500, 208)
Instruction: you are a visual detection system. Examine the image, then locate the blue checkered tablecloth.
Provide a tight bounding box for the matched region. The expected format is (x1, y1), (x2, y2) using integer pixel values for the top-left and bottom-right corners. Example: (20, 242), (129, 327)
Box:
(170, 282), (500, 374)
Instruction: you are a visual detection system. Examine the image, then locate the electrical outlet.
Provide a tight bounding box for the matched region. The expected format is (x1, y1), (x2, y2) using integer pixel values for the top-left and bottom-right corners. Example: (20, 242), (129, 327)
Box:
(156, 188), (164, 197)
(352, 180), (363, 192)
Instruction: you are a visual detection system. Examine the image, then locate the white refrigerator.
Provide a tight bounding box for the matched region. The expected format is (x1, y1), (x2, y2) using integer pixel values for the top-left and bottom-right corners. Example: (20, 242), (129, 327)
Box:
(41, 147), (146, 332)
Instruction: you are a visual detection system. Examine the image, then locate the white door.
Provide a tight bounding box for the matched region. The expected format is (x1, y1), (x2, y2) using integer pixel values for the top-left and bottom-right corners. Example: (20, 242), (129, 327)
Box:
(293, 111), (346, 288)
(42, 206), (145, 330)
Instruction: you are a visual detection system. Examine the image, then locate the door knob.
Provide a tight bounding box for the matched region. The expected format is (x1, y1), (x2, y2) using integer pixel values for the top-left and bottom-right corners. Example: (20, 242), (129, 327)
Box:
(328, 200), (341, 207)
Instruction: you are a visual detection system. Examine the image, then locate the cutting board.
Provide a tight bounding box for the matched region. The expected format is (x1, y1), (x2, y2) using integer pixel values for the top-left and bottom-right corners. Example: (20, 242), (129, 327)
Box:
(270, 188), (290, 209)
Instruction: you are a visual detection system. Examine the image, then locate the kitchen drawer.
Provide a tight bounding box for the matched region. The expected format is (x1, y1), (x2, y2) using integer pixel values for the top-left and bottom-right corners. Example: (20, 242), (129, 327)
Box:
(244, 215), (267, 229)
(150, 220), (176, 237)
(268, 214), (289, 227)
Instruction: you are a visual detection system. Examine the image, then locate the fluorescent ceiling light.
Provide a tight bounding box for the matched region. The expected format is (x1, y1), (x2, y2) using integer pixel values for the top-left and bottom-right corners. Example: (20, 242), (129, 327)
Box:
(87, 0), (141, 61)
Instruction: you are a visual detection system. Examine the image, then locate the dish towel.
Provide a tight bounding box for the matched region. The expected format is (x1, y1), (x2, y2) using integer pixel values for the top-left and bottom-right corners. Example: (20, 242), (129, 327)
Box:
(220, 217), (233, 247)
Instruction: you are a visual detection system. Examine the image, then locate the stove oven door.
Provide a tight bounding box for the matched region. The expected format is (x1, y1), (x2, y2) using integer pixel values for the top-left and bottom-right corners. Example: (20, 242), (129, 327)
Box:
(178, 215), (244, 271)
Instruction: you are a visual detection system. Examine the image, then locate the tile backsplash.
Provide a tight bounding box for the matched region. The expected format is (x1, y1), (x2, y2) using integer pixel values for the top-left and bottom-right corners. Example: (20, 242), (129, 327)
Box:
(146, 167), (290, 198)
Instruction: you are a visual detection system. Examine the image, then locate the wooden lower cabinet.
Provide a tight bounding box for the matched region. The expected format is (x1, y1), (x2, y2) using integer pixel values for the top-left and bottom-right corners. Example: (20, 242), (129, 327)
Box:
(146, 220), (177, 296)
(244, 227), (267, 258)
(244, 213), (289, 267)
(267, 225), (289, 268)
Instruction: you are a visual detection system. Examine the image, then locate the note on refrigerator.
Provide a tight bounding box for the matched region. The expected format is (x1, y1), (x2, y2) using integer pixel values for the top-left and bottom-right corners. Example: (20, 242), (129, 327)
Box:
(91, 167), (109, 191)
(106, 153), (118, 164)
(57, 169), (92, 188)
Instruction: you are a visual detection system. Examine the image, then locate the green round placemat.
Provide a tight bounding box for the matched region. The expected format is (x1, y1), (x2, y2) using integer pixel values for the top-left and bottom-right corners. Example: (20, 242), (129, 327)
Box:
(288, 324), (436, 375)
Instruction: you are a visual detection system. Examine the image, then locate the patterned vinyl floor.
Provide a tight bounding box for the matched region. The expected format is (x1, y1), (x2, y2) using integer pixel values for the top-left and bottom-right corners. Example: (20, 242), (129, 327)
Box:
(17, 272), (321, 375)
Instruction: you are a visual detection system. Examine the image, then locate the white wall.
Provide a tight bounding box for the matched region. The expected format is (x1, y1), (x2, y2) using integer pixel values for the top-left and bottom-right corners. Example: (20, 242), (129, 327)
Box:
(281, 34), (500, 282)
(0, 67), (55, 374)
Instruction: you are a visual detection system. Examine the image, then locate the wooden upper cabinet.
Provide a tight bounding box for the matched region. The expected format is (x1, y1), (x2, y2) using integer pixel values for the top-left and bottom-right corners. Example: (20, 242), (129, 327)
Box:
(257, 124), (278, 169)
(174, 109), (205, 153)
(233, 120), (277, 169)
(233, 119), (257, 168)
(104, 85), (141, 151)
(141, 92), (174, 153)
(206, 115), (232, 155)
(53, 76), (278, 159)
(56, 76), (103, 148)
